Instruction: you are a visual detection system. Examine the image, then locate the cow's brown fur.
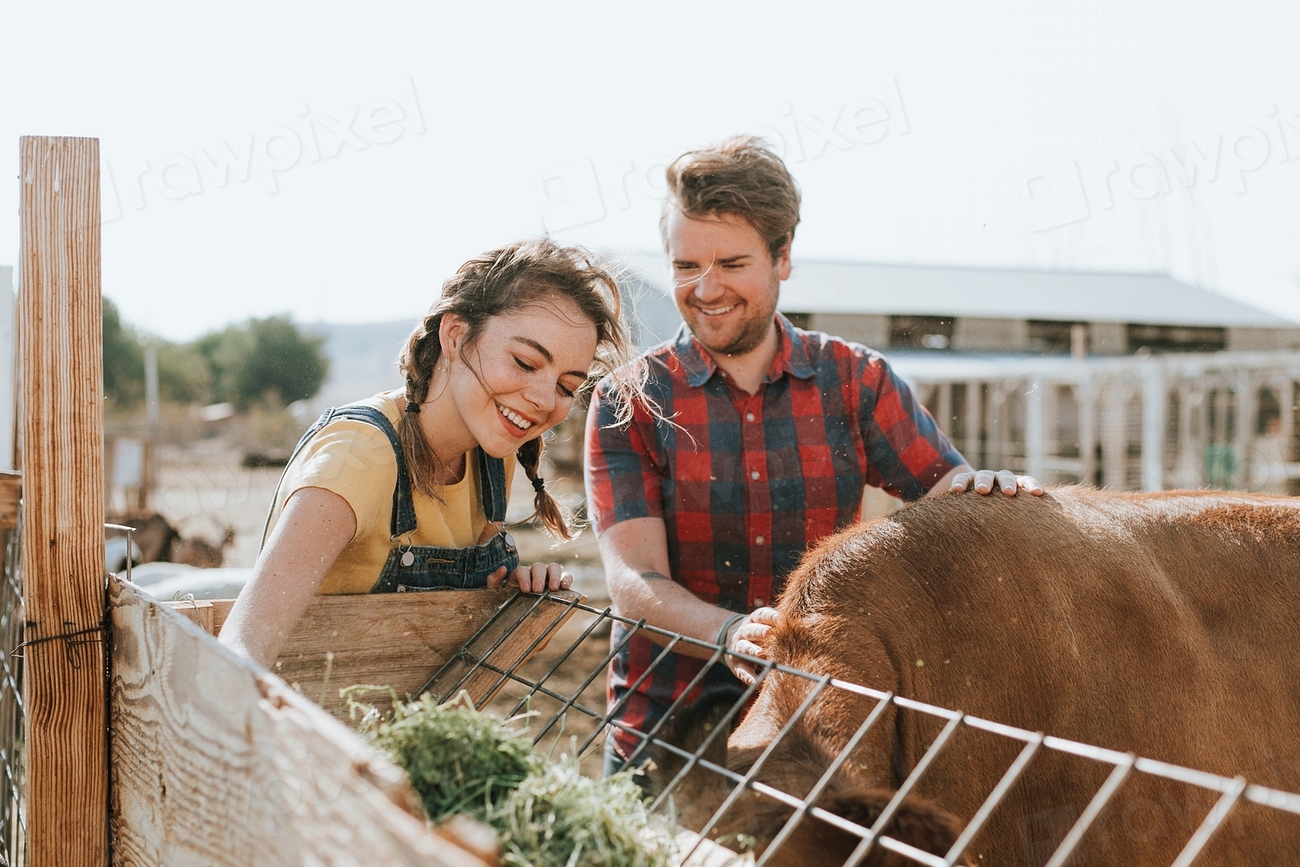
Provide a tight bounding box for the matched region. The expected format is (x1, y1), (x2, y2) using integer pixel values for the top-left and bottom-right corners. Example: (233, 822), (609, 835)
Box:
(655, 688), (972, 866)
(670, 488), (1300, 865)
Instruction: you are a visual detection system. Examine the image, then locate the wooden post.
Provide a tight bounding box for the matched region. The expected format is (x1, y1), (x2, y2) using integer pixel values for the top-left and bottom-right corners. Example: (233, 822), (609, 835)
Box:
(19, 136), (108, 865)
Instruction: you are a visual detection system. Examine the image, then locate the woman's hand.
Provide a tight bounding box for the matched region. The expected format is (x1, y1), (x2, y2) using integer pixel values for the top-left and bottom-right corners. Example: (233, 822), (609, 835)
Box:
(723, 606), (782, 686)
(488, 561), (574, 594)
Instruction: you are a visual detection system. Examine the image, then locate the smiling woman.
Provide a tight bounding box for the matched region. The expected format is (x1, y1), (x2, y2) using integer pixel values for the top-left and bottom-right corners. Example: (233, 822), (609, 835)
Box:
(217, 239), (640, 669)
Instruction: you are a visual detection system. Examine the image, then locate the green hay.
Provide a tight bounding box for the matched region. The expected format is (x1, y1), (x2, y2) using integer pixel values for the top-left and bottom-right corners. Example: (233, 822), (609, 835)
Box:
(353, 689), (538, 824)
(353, 688), (673, 867)
(494, 761), (673, 867)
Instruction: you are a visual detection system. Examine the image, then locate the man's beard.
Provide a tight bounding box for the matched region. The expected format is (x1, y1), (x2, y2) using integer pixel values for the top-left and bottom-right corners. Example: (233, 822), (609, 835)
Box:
(707, 313), (776, 357)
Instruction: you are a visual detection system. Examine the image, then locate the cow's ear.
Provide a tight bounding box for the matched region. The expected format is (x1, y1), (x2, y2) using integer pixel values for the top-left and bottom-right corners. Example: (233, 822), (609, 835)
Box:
(808, 787), (971, 867)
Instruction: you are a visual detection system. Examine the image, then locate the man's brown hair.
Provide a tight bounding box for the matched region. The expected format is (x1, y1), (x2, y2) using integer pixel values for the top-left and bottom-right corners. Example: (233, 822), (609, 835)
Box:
(660, 135), (802, 261)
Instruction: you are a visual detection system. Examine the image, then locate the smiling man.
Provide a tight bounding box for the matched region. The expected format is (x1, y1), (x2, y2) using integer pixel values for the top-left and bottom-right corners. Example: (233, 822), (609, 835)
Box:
(584, 136), (1041, 777)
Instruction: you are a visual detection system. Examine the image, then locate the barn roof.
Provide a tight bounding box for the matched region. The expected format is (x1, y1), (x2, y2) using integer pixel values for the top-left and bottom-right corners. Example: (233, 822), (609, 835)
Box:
(615, 253), (1299, 329)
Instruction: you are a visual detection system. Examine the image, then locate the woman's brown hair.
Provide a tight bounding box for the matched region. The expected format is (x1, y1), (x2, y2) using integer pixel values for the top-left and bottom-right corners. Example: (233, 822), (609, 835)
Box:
(397, 238), (639, 540)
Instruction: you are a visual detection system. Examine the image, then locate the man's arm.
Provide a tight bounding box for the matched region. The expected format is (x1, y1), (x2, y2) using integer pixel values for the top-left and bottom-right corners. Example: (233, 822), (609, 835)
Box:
(599, 516), (776, 685)
(850, 351), (1043, 499)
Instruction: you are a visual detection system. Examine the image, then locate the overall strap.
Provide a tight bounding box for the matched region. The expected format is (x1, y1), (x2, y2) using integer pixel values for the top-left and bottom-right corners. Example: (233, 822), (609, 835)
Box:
(475, 448), (510, 524)
(322, 405), (415, 539)
(262, 403), (512, 550)
(316, 408), (509, 535)
(259, 404), (417, 549)
(260, 407), (337, 549)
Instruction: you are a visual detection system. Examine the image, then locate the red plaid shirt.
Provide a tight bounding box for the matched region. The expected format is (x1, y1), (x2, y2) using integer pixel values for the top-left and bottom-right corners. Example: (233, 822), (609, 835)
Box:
(584, 315), (964, 760)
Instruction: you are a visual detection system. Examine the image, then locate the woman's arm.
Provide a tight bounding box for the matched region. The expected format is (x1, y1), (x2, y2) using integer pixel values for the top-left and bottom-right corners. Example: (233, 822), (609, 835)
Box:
(218, 487), (356, 668)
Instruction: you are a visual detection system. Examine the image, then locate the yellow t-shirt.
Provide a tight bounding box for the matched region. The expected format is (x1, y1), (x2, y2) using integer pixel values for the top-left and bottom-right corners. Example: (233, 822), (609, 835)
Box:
(266, 392), (517, 594)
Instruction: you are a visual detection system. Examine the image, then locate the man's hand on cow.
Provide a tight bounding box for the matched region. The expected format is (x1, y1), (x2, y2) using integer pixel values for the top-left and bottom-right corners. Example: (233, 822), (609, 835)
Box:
(724, 607), (782, 686)
(948, 468), (1044, 497)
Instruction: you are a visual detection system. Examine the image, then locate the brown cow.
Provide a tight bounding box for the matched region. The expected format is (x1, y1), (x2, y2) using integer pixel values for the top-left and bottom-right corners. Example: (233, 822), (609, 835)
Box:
(653, 488), (1300, 866)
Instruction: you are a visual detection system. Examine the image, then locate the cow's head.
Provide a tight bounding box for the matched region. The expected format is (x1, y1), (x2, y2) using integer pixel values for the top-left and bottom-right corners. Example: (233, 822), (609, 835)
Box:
(650, 688), (972, 867)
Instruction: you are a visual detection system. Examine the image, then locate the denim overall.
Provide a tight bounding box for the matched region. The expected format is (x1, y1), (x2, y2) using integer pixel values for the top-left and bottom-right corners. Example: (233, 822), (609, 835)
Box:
(268, 405), (519, 593)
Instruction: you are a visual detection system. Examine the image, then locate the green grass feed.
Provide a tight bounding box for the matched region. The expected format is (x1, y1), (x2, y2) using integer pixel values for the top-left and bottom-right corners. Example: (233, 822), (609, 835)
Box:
(495, 760), (672, 867)
(352, 688), (537, 824)
(352, 689), (673, 867)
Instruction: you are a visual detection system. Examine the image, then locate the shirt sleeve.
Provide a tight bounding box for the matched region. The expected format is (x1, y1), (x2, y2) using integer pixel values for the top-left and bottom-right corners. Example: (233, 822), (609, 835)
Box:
(284, 420), (398, 543)
(583, 377), (664, 534)
(856, 351), (966, 501)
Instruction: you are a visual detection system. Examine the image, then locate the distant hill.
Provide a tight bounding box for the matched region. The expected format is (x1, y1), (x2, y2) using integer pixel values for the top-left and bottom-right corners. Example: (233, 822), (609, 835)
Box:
(305, 320), (413, 409)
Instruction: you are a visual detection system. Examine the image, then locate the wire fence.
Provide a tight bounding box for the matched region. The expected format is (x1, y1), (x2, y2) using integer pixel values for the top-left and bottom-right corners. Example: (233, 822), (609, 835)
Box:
(419, 592), (1300, 867)
(0, 520), (23, 867)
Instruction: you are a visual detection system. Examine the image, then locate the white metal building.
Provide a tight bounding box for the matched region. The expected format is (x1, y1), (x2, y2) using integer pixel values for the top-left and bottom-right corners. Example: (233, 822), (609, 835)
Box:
(617, 254), (1300, 496)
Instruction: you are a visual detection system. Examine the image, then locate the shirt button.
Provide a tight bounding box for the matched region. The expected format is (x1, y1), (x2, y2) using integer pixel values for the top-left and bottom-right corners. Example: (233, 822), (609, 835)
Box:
(746, 412), (755, 422)
(755, 535), (765, 545)
(750, 470), (760, 480)
(753, 597), (764, 607)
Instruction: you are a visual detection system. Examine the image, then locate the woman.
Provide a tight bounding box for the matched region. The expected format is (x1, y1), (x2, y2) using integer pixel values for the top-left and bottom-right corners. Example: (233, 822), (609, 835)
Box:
(220, 239), (636, 668)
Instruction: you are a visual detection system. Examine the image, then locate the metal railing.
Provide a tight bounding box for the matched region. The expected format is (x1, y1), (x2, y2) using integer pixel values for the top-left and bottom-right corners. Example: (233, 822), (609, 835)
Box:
(419, 592), (1300, 866)
(0, 521), (23, 867)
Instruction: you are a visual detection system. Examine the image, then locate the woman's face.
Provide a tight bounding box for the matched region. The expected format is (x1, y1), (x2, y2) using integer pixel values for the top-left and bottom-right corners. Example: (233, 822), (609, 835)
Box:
(443, 294), (599, 459)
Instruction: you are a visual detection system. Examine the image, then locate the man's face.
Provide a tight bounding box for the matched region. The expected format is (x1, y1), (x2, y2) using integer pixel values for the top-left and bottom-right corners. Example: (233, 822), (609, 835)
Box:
(665, 208), (791, 359)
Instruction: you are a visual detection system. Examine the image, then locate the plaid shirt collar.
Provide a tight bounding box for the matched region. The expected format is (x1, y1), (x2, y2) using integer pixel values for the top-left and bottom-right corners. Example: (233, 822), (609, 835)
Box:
(671, 313), (818, 388)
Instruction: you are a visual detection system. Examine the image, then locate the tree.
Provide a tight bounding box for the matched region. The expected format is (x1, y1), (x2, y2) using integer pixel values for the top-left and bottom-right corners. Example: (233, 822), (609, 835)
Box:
(237, 316), (329, 406)
(103, 304), (329, 409)
(103, 297), (144, 406)
(156, 341), (212, 403)
(196, 316), (328, 407)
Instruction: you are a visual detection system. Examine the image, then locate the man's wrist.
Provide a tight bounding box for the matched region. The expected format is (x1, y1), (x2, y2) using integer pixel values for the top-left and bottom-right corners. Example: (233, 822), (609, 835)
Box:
(715, 612), (746, 648)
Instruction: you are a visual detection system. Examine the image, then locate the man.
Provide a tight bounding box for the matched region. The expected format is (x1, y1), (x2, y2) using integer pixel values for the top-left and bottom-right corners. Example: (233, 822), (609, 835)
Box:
(584, 136), (1041, 774)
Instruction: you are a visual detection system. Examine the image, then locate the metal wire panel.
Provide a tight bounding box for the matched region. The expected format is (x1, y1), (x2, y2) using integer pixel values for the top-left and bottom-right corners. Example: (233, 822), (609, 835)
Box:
(420, 592), (1300, 866)
(0, 523), (24, 867)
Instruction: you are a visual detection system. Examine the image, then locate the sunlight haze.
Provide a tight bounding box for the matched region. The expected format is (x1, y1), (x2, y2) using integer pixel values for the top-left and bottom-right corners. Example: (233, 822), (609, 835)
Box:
(2, 1), (1297, 339)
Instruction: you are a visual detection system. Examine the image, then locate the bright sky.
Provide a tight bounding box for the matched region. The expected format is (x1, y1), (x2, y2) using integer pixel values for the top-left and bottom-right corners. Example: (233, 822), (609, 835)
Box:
(2, 2), (1298, 341)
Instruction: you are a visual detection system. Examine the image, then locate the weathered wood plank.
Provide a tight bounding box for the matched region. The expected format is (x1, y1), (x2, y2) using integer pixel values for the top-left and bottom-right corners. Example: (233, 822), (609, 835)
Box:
(0, 473), (17, 530)
(19, 135), (107, 867)
(110, 575), (487, 867)
(420, 591), (586, 708)
(166, 589), (582, 717)
(161, 598), (213, 633)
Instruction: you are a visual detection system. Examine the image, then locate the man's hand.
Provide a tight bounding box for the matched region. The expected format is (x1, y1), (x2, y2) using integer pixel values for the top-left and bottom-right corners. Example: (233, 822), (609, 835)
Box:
(723, 607), (782, 686)
(946, 468), (1044, 497)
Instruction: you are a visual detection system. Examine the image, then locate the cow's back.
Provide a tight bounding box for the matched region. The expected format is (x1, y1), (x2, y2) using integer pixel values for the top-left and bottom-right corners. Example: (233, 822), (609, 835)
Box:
(752, 488), (1300, 865)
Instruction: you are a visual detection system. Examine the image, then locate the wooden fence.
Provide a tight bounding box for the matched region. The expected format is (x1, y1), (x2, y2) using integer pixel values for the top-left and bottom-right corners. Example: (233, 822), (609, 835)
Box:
(110, 575), (491, 866)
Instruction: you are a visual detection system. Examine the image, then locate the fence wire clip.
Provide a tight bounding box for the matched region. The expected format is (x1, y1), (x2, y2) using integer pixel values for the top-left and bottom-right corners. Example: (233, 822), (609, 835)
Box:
(12, 620), (106, 669)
